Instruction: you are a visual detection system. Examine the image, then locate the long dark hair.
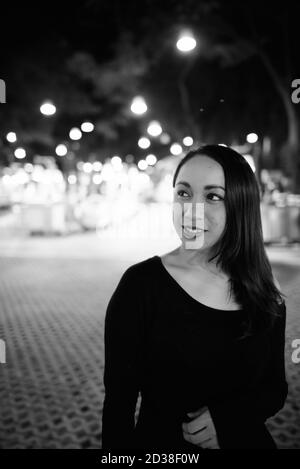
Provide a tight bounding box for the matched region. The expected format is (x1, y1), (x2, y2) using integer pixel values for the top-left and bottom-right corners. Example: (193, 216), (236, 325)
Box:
(172, 144), (286, 339)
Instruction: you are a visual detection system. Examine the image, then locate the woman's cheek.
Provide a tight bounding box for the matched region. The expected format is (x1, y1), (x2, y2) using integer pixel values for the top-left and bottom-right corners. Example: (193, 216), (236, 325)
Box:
(172, 202), (183, 234)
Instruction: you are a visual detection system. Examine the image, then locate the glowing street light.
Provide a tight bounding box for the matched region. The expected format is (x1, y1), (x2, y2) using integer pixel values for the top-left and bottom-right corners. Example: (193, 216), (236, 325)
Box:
(81, 122), (94, 132)
(146, 154), (157, 166)
(93, 161), (102, 172)
(93, 174), (103, 185)
(176, 32), (197, 53)
(138, 137), (151, 149)
(170, 143), (183, 155)
(40, 101), (56, 116)
(138, 160), (148, 171)
(83, 162), (93, 173)
(69, 127), (82, 141)
(6, 132), (17, 143)
(55, 144), (68, 156)
(147, 121), (162, 137)
(130, 96), (147, 115)
(111, 156), (123, 171)
(183, 136), (193, 147)
(246, 133), (258, 144)
(111, 156), (122, 165)
(68, 175), (77, 185)
(14, 147), (26, 159)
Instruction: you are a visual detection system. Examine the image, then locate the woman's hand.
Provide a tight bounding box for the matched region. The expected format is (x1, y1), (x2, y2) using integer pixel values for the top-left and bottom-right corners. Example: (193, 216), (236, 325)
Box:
(182, 406), (220, 449)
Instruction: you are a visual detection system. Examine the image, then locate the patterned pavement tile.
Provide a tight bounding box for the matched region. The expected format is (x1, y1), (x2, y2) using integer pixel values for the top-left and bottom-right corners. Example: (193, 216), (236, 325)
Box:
(0, 247), (299, 449)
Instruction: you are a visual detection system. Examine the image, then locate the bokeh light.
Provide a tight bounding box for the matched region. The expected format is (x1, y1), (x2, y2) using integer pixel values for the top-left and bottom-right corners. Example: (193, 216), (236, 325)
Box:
(130, 96), (147, 115)
(14, 147), (26, 159)
(40, 101), (56, 116)
(147, 121), (162, 137)
(6, 132), (17, 143)
(55, 144), (68, 156)
(69, 128), (82, 141)
(138, 137), (151, 149)
(170, 143), (183, 155)
(81, 122), (94, 132)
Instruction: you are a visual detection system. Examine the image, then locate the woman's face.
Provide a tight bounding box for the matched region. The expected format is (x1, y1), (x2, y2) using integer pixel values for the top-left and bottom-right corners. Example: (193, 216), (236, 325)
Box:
(172, 155), (226, 251)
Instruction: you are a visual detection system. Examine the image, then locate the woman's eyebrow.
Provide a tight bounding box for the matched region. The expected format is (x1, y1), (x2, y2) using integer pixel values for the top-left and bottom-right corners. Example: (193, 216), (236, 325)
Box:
(175, 181), (225, 191)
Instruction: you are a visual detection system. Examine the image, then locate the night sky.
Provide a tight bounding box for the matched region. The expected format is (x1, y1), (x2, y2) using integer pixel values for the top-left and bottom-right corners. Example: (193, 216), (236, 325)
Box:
(0, 0), (300, 166)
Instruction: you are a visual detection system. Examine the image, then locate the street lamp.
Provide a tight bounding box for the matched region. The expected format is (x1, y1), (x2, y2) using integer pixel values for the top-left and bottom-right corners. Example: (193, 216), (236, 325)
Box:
(170, 143), (183, 155)
(146, 154), (157, 166)
(55, 144), (68, 156)
(69, 128), (82, 141)
(6, 132), (17, 143)
(131, 96), (147, 115)
(147, 121), (162, 137)
(176, 31), (198, 139)
(81, 122), (94, 132)
(176, 31), (197, 53)
(14, 147), (26, 159)
(138, 160), (148, 171)
(183, 136), (193, 147)
(246, 133), (258, 144)
(138, 137), (151, 149)
(40, 101), (56, 116)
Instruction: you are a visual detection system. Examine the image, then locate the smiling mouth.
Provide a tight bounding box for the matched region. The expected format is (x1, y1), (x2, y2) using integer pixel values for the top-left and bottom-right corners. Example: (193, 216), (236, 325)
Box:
(182, 225), (207, 232)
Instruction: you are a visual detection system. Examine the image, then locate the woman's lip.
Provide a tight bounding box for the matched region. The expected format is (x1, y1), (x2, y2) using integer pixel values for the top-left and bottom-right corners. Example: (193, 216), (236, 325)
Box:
(182, 225), (207, 231)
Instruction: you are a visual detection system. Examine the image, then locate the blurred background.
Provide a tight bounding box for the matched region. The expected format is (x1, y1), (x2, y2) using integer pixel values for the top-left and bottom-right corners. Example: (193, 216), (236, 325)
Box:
(0, 0), (299, 449)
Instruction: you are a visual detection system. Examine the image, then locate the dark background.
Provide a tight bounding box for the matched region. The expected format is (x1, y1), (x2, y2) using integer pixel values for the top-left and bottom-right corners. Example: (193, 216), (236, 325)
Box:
(0, 0), (300, 188)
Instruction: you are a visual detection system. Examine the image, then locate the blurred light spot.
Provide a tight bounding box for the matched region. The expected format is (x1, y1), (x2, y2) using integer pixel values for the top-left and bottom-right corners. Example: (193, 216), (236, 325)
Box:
(6, 132), (17, 143)
(93, 161), (102, 171)
(246, 133), (258, 144)
(14, 147), (26, 159)
(138, 137), (151, 149)
(24, 163), (33, 172)
(170, 143), (183, 155)
(81, 122), (94, 132)
(93, 174), (103, 185)
(55, 144), (68, 156)
(183, 136), (193, 146)
(176, 33), (197, 52)
(138, 160), (148, 170)
(83, 162), (93, 173)
(69, 128), (82, 141)
(146, 154), (157, 165)
(40, 101), (56, 116)
(147, 121), (162, 137)
(131, 96), (147, 115)
(68, 174), (77, 184)
(160, 133), (171, 145)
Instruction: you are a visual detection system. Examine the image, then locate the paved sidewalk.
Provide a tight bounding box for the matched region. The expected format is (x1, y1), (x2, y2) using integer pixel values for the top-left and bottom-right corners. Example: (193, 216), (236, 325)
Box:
(0, 205), (299, 448)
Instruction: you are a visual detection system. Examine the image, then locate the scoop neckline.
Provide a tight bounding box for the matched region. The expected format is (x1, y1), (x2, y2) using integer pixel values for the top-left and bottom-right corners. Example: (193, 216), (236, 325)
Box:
(153, 255), (243, 312)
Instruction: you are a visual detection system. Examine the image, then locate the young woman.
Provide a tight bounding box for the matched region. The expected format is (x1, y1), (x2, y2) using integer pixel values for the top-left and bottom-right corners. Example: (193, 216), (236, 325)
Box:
(101, 145), (288, 450)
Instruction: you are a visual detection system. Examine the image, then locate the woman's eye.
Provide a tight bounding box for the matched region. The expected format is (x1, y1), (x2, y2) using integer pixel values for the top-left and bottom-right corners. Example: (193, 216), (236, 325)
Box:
(177, 190), (190, 198)
(207, 193), (223, 201)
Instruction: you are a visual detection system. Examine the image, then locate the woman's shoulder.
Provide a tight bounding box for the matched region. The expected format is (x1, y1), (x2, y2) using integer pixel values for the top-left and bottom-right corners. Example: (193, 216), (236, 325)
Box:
(121, 256), (159, 282)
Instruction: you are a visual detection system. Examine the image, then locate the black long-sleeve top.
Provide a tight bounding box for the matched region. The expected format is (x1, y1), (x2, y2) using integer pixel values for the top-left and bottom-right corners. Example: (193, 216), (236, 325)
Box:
(101, 255), (288, 450)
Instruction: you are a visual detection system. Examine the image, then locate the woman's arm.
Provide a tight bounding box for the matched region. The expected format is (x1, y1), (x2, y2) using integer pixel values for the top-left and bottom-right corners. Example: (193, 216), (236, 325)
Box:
(101, 266), (144, 449)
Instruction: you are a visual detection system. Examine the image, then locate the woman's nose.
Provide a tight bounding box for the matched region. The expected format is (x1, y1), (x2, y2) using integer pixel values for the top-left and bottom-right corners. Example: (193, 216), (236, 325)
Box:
(183, 201), (204, 220)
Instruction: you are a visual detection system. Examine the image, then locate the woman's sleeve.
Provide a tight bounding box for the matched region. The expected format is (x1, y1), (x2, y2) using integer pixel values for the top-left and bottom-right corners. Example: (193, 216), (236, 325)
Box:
(207, 301), (288, 446)
(101, 266), (144, 449)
